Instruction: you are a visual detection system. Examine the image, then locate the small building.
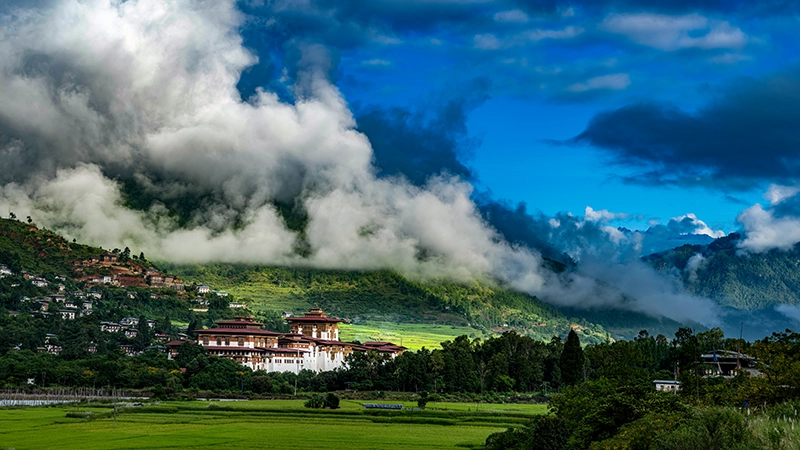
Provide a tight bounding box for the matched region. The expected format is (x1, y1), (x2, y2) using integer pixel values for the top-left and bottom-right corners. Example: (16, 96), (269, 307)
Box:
(120, 317), (139, 327)
(228, 302), (247, 309)
(43, 334), (62, 355)
(101, 253), (118, 265)
(119, 345), (139, 356)
(699, 350), (762, 379)
(360, 341), (407, 358)
(196, 285), (211, 295)
(31, 278), (49, 288)
(286, 307), (343, 340)
(654, 380), (681, 393)
(101, 322), (122, 333)
(58, 309), (77, 320)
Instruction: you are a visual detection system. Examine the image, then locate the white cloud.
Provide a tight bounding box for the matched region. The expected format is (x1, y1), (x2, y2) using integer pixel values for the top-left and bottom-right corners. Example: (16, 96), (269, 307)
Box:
(737, 204), (800, 252)
(672, 213), (725, 238)
(776, 304), (800, 324)
(584, 206), (628, 222)
(686, 253), (706, 283)
(494, 9), (528, 23)
(529, 26), (583, 42)
(764, 184), (800, 206)
(709, 53), (751, 64)
(360, 59), (392, 67)
(601, 13), (747, 51)
(474, 33), (502, 49)
(567, 73), (631, 92)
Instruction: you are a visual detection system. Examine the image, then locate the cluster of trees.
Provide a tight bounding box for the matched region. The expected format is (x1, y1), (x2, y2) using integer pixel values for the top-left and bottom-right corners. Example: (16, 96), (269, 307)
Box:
(485, 327), (800, 449)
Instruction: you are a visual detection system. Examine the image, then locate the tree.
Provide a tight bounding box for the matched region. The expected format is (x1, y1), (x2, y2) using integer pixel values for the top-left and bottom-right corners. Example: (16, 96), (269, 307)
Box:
(560, 329), (585, 387)
(417, 391), (429, 409)
(8, 212), (15, 220)
(26, 216), (32, 224)
(174, 342), (206, 368)
(133, 316), (153, 351)
(155, 315), (172, 335)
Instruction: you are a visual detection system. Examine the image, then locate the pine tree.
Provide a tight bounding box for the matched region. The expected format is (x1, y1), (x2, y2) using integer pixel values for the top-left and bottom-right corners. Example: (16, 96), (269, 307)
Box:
(560, 329), (585, 387)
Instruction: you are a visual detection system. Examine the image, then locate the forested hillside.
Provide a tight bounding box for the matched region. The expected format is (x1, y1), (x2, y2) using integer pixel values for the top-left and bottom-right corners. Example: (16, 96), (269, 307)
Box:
(0, 218), (103, 274)
(164, 263), (610, 343)
(646, 233), (800, 310)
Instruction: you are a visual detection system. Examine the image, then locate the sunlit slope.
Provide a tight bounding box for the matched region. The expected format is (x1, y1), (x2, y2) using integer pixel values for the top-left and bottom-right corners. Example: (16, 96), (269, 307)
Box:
(164, 263), (609, 344)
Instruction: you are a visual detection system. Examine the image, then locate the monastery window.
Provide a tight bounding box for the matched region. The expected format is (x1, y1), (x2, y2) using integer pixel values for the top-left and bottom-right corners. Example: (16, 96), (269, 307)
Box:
(216, 337), (221, 346)
(202, 336), (209, 345)
(238, 337), (244, 347)
(225, 337), (230, 346)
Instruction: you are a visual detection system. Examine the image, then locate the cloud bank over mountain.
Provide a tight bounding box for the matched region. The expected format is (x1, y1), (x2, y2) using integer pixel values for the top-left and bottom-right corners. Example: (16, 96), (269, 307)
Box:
(0, 0), (723, 326)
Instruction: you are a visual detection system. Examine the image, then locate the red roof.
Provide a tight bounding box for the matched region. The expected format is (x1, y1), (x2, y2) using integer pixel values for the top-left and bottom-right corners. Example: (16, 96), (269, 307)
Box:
(203, 346), (267, 352)
(214, 319), (264, 326)
(165, 340), (190, 347)
(375, 345), (407, 352)
(193, 328), (281, 336)
(285, 317), (344, 323)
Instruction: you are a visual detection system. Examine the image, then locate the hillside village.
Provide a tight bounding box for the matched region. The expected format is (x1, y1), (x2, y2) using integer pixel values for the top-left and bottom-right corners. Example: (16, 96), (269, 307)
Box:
(2, 257), (406, 371)
(0, 215), (412, 373)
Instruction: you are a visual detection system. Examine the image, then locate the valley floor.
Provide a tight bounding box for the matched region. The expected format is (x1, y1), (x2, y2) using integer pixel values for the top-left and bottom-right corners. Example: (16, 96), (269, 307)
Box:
(0, 400), (546, 449)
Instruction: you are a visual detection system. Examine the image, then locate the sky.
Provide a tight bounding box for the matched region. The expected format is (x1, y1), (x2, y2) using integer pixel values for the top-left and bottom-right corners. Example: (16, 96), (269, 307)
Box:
(1, 0), (800, 329)
(231, 0), (799, 233)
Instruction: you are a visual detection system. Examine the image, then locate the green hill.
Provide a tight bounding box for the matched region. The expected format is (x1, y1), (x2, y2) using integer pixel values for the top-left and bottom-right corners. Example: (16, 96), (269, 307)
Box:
(0, 218), (103, 275)
(646, 233), (800, 310)
(162, 263), (610, 344)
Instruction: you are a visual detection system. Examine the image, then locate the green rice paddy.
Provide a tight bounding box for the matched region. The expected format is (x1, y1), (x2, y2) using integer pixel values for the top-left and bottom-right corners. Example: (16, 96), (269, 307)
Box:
(0, 400), (547, 449)
(339, 321), (488, 350)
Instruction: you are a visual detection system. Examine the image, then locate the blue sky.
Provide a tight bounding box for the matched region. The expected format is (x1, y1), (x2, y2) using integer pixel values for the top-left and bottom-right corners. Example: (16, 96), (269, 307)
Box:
(235, 0), (800, 234)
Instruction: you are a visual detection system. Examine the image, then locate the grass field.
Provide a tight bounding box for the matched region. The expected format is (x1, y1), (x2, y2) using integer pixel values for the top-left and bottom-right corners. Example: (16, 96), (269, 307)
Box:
(0, 400), (547, 449)
(339, 321), (489, 350)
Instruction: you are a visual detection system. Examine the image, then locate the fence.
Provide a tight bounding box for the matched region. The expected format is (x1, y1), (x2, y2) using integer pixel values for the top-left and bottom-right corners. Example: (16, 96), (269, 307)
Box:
(0, 388), (146, 407)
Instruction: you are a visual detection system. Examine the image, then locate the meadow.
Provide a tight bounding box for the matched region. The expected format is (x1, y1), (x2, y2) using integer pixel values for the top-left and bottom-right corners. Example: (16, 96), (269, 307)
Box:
(338, 321), (487, 350)
(0, 400), (547, 450)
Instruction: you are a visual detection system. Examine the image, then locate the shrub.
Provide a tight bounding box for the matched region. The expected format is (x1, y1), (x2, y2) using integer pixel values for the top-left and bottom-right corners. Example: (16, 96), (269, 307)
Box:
(324, 393), (340, 409)
(304, 395), (324, 409)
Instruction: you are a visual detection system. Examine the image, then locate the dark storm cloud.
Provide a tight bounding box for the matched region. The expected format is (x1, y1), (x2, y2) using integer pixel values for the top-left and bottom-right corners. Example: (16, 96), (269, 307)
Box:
(356, 79), (490, 185)
(571, 68), (800, 189)
(475, 196), (573, 264)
